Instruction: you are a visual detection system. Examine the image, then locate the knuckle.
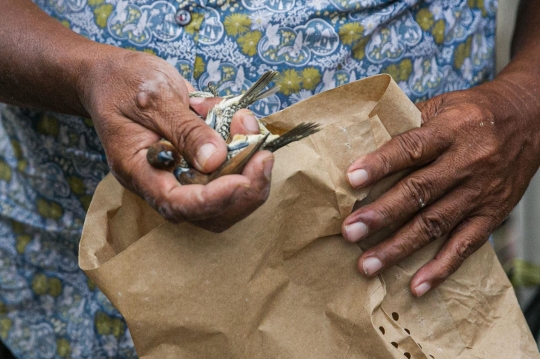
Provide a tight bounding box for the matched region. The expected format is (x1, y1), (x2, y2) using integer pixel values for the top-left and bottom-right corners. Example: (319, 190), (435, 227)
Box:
(415, 211), (451, 243)
(377, 151), (394, 175)
(374, 203), (394, 227)
(442, 237), (481, 277)
(394, 130), (429, 163)
(463, 102), (491, 122)
(419, 95), (444, 123)
(455, 237), (478, 261)
(400, 176), (433, 207)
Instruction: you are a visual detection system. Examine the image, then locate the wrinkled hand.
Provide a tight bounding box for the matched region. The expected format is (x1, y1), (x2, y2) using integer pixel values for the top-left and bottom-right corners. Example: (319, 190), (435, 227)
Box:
(80, 48), (272, 232)
(342, 79), (540, 296)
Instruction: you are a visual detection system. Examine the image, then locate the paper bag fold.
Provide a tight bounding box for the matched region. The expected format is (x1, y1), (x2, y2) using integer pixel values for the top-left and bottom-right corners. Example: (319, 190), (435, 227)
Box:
(80, 75), (539, 359)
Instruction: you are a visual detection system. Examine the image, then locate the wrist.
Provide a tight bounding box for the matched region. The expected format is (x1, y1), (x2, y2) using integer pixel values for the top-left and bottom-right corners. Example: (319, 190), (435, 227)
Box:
(487, 72), (540, 123)
(72, 43), (126, 118)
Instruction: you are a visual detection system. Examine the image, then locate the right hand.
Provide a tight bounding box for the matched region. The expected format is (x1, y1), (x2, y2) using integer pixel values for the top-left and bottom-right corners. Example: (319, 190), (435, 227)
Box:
(79, 47), (272, 232)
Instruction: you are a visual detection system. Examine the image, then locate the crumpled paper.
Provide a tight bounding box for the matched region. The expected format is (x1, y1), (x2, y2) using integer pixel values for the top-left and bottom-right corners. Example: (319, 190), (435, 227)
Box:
(80, 74), (540, 358)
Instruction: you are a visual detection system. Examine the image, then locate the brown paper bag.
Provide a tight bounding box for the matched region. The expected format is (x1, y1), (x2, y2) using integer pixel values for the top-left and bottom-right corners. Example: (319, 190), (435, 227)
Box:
(80, 75), (540, 359)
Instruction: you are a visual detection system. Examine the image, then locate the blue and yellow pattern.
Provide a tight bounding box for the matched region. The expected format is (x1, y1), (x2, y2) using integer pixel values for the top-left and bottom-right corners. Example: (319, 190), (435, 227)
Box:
(0, 0), (496, 356)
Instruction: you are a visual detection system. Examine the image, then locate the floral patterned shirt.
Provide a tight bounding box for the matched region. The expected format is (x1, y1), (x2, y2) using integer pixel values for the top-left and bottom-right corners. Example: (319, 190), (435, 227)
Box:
(0, 0), (496, 357)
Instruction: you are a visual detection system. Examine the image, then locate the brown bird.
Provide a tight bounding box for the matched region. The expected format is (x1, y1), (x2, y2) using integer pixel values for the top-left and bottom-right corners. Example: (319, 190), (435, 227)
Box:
(146, 71), (279, 169)
(174, 122), (320, 185)
(146, 72), (321, 185)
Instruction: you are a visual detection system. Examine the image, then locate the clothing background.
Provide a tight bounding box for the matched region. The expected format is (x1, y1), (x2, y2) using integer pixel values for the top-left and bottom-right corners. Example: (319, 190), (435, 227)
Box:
(0, 0), (497, 357)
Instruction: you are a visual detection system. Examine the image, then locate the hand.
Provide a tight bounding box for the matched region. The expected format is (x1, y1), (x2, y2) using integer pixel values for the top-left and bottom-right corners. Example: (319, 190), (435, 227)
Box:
(80, 47), (271, 232)
(342, 79), (540, 296)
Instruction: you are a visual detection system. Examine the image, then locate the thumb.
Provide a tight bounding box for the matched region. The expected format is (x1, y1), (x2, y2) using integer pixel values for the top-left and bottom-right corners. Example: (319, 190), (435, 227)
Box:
(164, 107), (228, 173)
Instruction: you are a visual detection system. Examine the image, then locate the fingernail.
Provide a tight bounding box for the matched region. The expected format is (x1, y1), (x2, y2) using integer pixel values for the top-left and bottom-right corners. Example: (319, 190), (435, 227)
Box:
(196, 143), (218, 168)
(414, 282), (431, 297)
(243, 113), (260, 133)
(263, 157), (274, 180)
(233, 182), (251, 196)
(344, 222), (368, 242)
(348, 169), (369, 187)
(189, 97), (205, 106)
(363, 257), (383, 276)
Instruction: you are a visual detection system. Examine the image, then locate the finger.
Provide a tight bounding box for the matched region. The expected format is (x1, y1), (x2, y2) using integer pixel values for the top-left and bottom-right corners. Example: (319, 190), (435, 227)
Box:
(342, 162), (461, 242)
(107, 118), (272, 228)
(189, 96), (223, 117)
(230, 109), (261, 136)
(121, 147), (255, 223)
(346, 126), (450, 188)
(129, 90), (228, 173)
(355, 187), (472, 278)
(193, 150), (274, 232)
(158, 106), (227, 172)
(409, 216), (493, 297)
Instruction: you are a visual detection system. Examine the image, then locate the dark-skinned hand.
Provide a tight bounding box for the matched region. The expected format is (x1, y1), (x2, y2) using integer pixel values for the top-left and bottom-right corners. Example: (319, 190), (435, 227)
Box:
(80, 49), (273, 232)
(342, 79), (540, 297)
(0, 0), (273, 232)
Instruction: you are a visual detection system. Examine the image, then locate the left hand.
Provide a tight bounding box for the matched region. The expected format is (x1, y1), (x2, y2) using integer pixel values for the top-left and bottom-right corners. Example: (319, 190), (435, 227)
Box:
(341, 79), (540, 297)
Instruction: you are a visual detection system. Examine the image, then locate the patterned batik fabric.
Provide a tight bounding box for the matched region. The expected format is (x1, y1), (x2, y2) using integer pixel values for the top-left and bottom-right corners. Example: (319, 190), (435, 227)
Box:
(0, 0), (496, 357)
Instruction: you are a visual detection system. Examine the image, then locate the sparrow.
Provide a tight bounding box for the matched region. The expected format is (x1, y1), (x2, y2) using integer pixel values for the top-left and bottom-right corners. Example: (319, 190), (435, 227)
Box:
(175, 122), (320, 185)
(210, 70), (280, 141)
(146, 71), (321, 185)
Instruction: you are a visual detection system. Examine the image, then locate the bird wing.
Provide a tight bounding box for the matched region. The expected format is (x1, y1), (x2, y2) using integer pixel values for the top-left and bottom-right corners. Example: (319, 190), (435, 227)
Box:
(239, 71), (278, 107)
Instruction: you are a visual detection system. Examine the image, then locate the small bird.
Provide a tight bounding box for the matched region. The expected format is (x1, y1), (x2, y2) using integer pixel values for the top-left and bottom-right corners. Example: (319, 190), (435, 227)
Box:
(211, 70), (280, 141)
(175, 123), (320, 185)
(146, 71), (321, 185)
